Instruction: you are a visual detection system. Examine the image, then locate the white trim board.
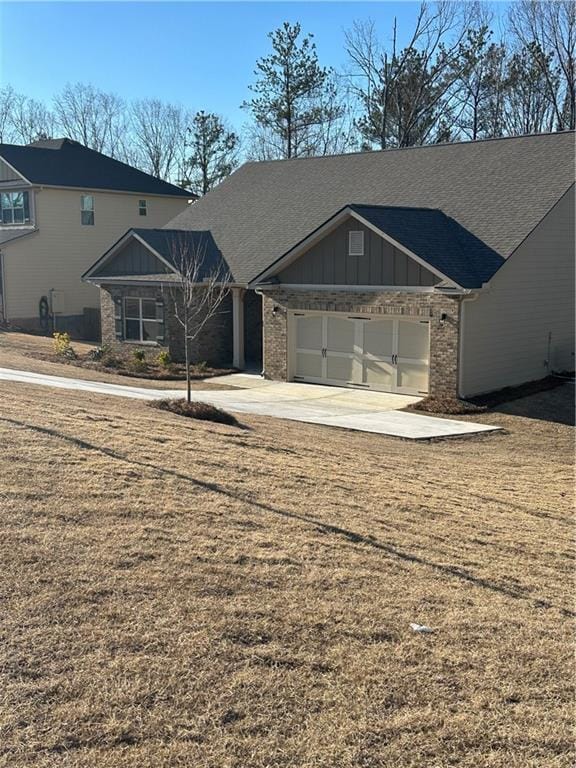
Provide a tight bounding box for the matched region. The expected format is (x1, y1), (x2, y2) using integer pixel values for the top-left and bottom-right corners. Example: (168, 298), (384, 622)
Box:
(251, 206), (461, 289)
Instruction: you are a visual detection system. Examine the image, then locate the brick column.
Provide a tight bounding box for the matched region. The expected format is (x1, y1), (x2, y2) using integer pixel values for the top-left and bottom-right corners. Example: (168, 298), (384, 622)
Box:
(262, 294), (288, 380)
(429, 297), (460, 397)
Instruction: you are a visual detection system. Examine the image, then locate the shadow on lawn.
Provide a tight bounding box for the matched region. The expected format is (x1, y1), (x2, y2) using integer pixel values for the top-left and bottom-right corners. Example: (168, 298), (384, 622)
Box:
(2, 415), (573, 619)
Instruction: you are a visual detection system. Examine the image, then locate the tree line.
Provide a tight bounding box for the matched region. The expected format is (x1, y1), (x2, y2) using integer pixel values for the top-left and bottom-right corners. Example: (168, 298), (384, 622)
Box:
(1, 0), (573, 194)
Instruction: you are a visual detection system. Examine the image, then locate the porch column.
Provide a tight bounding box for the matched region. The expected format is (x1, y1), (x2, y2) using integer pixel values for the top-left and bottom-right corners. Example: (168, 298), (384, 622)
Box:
(232, 287), (245, 369)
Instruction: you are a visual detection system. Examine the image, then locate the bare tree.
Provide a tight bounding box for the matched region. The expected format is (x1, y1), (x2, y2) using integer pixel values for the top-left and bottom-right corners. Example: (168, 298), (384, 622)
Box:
(509, 0), (576, 130)
(10, 95), (54, 144)
(450, 25), (508, 140)
(345, 2), (475, 148)
(53, 83), (127, 156)
(169, 235), (231, 402)
(0, 86), (17, 143)
(502, 46), (557, 135)
(130, 99), (188, 181)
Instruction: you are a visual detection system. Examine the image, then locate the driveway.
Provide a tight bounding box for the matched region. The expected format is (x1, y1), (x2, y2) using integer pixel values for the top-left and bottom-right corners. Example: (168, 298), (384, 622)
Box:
(0, 368), (499, 440)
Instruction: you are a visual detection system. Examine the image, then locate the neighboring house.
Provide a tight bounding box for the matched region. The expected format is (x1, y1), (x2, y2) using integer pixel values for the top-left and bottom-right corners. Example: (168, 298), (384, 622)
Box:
(0, 138), (192, 337)
(84, 132), (575, 398)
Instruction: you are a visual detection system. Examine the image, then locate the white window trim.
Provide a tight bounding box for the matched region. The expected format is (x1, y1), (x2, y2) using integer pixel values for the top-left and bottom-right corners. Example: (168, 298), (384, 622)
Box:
(348, 230), (364, 256)
(138, 199), (147, 216)
(80, 194), (94, 226)
(124, 296), (163, 344)
(0, 189), (32, 226)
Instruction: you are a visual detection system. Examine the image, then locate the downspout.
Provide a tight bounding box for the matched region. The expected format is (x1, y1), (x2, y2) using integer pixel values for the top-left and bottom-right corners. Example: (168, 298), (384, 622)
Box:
(0, 249), (6, 324)
(457, 292), (481, 398)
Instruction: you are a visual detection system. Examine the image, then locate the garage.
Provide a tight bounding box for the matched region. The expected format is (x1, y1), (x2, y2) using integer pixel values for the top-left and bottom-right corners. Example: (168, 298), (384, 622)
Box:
(290, 311), (430, 395)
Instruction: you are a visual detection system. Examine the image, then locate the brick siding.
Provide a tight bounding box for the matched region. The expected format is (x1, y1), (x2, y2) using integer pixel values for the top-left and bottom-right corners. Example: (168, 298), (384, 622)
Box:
(261, 288), (461, 397)
(100, 284), (233, 367)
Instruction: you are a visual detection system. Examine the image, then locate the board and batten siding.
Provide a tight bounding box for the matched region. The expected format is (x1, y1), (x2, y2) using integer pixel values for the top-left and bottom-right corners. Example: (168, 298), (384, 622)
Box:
(94, 238), (172, 277)
(460, 184), (575, 397)
(277, 218), (440, 287)
(1, 187), (189, 321)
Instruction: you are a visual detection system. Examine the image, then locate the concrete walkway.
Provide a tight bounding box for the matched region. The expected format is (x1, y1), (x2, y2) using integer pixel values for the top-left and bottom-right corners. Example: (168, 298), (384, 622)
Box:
(0, 367), (500, 440)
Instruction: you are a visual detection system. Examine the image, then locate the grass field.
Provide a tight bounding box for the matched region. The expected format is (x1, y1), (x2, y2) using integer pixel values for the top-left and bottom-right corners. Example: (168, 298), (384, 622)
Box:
(0, 355), (574, 766)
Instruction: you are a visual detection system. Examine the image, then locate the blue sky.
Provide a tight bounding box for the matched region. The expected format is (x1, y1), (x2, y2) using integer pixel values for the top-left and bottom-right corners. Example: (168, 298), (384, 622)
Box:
(0, 2), (506, 129)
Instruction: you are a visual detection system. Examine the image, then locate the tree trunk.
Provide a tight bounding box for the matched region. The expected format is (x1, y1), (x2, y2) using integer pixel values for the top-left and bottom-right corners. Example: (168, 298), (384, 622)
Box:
(184, 319), (191, 404)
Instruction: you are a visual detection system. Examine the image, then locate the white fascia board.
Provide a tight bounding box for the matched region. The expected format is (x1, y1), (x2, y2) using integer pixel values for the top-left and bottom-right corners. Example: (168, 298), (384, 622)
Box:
(348, 209), (460, 288)
(82, 230), (137, 280)
(35, 183), (194, 200)
(261, 283), (438, 293)
(251, 209), (352, 285)
(251, 206), (462, 290)
(82, 230), (180, 281)
(0, 155), (32, 185)
(131, 232), (181, 274)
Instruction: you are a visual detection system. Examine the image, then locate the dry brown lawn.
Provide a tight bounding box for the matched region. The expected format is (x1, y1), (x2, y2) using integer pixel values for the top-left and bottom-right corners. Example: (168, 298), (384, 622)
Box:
(0, 375), (574, 767)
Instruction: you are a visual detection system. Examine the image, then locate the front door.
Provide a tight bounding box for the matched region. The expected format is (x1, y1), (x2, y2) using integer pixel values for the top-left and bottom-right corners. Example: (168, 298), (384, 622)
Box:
(292, 311), (429, 395)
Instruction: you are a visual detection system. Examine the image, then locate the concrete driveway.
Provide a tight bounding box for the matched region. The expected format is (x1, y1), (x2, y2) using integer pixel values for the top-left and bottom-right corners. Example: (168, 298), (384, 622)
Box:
(0, 367), (499, 440)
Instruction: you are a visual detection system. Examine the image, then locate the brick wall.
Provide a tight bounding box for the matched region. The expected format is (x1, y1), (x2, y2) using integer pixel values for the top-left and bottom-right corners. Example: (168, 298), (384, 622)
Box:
(260, 288), (462, 397)
(100, 284), (233, 367)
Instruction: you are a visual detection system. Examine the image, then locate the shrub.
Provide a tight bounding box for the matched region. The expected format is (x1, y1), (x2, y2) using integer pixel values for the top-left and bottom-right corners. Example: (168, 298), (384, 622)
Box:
(132, 349), (146, 363)
(101, 351), (122, 369)
(149, 398), (241, 427)
(86, 345), (107, 362)
(156, 351), (172, 368)
(53, 332), (77, 359)
(193, 360), (208, 374)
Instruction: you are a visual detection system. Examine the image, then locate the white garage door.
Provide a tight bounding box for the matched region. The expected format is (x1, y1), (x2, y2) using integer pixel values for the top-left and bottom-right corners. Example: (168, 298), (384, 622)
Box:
(292, 311), (429, 395)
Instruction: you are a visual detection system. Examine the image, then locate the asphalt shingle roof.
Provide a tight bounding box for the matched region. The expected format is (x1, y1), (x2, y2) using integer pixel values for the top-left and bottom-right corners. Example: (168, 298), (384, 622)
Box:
(0, 138), (192, 197)
(89, 228), (229, 282)
(167, 132), (575, 287)
(348, 204), (505, 288)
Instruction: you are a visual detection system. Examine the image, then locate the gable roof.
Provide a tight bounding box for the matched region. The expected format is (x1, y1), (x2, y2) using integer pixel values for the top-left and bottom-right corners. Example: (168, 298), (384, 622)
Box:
(83, 228), (230, 283)
(166, 131), (575, 285)
(0, 139), (192, 198)
(349, 204), (504, 289)
(254, 204), (505, 289)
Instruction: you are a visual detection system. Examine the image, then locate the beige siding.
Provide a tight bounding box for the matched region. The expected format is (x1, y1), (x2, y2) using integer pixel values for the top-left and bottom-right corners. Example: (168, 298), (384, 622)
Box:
(1, 188), (189, 320)
(460, 185), (575, 397)
(278, 217), (439, 286)
(0, 158), (26, 182)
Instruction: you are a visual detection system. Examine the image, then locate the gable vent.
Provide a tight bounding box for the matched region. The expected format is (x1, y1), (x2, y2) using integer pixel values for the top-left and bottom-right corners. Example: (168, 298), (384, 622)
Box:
(348, 230), (364, 256)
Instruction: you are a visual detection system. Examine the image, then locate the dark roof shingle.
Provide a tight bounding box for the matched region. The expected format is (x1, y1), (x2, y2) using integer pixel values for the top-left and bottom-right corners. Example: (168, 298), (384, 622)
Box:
(167, 132), (575, 285)
(0, 138), (192, 197)
(349, 204), (505, 288)
(88, 228), (230, 282)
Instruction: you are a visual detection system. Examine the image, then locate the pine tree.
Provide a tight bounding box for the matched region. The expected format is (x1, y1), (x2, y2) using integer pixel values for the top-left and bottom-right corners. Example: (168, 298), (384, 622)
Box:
(184, 111), (238, 196)
(244, 22), (344, 159)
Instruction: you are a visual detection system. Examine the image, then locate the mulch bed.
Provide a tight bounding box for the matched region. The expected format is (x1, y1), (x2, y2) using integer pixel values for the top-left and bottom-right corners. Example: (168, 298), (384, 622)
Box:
(408, 374), (572, 415)
(149, 398), (242, 427)
(27, 351), (234, 381)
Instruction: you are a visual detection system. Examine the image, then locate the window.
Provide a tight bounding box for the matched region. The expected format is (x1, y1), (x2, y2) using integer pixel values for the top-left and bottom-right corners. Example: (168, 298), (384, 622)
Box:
(124, 297), (164, 343)
(81, 195), (94, 225)
(0, 191), (30, 225)
(348, 230), (364, 256)
(138, 199), (147, 216)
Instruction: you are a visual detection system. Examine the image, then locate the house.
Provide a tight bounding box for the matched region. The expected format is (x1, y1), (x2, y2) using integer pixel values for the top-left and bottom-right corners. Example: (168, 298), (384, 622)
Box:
(0, 138), (192, 337)
(83, 132), (575, 399)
